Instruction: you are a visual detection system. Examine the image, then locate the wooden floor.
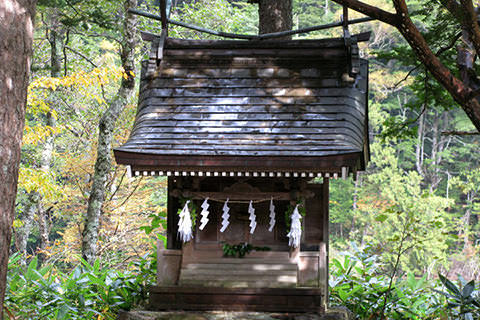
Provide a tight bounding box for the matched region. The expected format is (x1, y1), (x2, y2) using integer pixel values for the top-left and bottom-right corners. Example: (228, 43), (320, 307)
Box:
(149, 286), (324, 313)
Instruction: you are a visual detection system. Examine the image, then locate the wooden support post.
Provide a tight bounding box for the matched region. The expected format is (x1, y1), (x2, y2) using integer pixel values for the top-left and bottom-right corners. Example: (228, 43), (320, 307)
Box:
(318, 241), (328, 309)
(167, 177), (181, 250)
(343, 5), (348, 29)
(159, 0), (168, 31)
(157, 29), (167, 62)
(320, 179), (330, 310)
(157, 239), (182, 286)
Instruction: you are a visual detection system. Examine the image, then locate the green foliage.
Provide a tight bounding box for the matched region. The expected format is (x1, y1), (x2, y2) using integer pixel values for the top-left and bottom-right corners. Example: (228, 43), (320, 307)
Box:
(15, 1), (480, 318)
(434, 274), (480, 320)
(284, 200), (306, 229)
(292, 0), (342, 39)
(360, 144), (454, 272)
(329, 179), (355, 243)
(4, 253), (155, 320)
(139, 0), (258, 41)
(222, 242), (270, 258)
(140, 209), (167, 235)
(329, 245), (466, 319)
(176, 198), (197, 228)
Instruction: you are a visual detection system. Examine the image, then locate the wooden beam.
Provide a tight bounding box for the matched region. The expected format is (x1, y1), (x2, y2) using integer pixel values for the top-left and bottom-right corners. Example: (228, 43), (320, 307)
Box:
(128, 8), (374, 40)
(179, 191), (292, 202)
(113, 150), (362, 172)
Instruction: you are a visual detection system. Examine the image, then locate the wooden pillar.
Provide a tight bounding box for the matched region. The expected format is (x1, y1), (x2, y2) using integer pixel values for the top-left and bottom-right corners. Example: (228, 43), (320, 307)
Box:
(167, 177), (181, 249)
(320, 178), (330, 309)
(156, 240), (181, 286)
(300, 181), (329, 296)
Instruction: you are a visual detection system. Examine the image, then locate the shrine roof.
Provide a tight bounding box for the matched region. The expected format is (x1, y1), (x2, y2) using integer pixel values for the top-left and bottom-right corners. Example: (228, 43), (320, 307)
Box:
(114, 35), (370, 177)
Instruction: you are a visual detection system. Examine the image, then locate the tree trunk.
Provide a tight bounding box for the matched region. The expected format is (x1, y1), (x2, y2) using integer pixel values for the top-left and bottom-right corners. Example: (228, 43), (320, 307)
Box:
(258, 0), (292, 38)
(351, 174), (361, 235)
(14, 193), (39, 262)
(37, 205), (50, 257)
(461, 191), (474, 251)
(415, 110), (425, 177)
(81, 0), (137, 264)
(0, 1), (37, 317)
(37, 10), (62, 260)
(37, 112), (55, 263)
(14, 9), (61, 265)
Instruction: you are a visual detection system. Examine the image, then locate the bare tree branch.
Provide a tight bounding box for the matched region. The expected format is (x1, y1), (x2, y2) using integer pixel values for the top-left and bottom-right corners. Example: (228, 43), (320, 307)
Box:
(441, 131), (480, 135)
(65, 46), (97, 68)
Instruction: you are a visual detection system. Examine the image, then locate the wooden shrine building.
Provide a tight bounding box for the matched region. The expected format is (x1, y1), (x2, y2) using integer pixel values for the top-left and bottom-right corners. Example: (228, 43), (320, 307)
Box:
(114, 7), (370, 314)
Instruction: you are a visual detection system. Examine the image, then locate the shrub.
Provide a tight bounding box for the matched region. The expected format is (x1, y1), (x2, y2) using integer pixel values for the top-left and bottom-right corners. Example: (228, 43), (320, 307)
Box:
(329, 245), (457, 319)
(4, 252), (155, 320)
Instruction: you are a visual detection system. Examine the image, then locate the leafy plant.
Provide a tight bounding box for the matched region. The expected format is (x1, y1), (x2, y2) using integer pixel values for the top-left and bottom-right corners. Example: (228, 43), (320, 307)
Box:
(140, 208), (167, 235)
(434, 274), (480, 320)
(4, 253), (155, 320)
(284, 200), (306, 229)
(222, 242), (270, 258)
(176, 198), (197, 227)
(329, 245), (446, 320)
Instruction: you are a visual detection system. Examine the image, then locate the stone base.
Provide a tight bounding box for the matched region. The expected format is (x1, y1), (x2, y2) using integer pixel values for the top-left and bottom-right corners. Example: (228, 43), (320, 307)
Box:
(118, 309), (353, 320)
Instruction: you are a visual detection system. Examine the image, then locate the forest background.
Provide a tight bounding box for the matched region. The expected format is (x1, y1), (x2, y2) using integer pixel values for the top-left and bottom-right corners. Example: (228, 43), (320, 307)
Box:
(3, 0), (480, 319)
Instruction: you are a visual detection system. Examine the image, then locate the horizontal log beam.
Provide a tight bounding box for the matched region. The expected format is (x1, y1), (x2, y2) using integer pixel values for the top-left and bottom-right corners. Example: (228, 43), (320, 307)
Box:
(130, 8), (373, 40)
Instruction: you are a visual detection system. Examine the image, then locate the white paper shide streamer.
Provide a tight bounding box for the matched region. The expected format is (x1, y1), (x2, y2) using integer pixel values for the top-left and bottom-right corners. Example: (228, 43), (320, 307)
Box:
(199, 198), (210, 230)
(248, 200), (257, 234)
(178, 200), (193, 242)
(287, 205), (302, 248)
(220, 198), (230, 233)
(268, 197), (276, 232)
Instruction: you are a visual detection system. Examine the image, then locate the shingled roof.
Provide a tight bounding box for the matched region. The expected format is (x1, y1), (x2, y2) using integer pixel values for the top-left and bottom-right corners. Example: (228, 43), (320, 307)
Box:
(114, 34), (370, 177)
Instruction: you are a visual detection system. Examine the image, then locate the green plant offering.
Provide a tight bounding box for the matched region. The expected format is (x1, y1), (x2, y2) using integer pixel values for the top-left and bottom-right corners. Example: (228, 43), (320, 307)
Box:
(222, 242), (270, 258)
(285, 201), (306, 229)
(176, 198), (197, 227)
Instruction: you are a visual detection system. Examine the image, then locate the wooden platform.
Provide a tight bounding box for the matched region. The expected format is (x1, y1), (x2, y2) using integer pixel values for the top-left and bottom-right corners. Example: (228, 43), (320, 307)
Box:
(149, 286), (323, 313)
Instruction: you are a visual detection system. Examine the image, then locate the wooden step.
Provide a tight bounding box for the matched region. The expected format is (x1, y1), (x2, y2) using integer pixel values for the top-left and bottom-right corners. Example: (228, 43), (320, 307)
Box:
(149, 286), (324, 313)
(184, 263), (297, 271)
(181, 270), (297, 279)
(179, 258), (298, 288)
(178, 279), (297, 288)
(189, 250), (290, 261)
(189, 258), (294, 264)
